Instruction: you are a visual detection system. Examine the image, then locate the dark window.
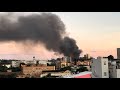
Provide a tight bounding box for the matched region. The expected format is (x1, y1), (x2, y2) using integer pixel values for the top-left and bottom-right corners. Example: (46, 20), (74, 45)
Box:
(91, 60), (93, 63)
(104, 61), (106, 65)
(104, 72), (107, 76)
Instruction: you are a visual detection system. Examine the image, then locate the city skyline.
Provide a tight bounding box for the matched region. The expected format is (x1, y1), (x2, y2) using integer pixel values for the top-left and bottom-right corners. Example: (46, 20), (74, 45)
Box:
(0, 12), (119, 60)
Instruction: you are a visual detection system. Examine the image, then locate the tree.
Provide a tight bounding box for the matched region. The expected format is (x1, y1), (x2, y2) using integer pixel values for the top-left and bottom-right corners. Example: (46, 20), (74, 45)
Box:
(75, 66), (88, 73)
(108, 55), (114, 61)
(60, 66), (71, 71)
(0, 66), (8, 72)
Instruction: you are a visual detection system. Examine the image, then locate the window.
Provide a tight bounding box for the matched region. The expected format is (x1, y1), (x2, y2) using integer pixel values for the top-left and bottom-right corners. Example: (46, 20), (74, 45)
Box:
(104, 61), (106, 65)
(91, 60), (93, 63)
(104, 72), (107, 76)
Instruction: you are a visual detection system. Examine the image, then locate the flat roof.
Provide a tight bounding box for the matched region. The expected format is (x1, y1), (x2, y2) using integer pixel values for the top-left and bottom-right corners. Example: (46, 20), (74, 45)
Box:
(63, 71), (92, 78)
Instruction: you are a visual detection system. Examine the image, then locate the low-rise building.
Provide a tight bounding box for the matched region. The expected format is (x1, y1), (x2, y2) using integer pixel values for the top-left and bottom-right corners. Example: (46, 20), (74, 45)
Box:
(61, 61), (71, 68)
(76, 60), (91, 66)
(12, 60), (22, 67)
(23, 60), (37, 65)
(2, 64), (11, 68)
(109, 61), (120, 78)
(21, 64), (55, 77)
(37, 60), (49, 65)
(91, 57), (109, 78)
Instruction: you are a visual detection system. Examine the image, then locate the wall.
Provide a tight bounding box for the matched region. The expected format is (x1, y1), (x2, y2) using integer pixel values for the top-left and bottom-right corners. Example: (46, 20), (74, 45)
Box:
(12, 61), (21, 67)
(101, 58), (109, 78)
(117, 48), (120, 59)
(109, 65), (117, 78)
(91, 57), (109, 78)
(76, 61), (91, 66)
(22, 65), (55, 76)
(38, 60), (48, 65)
(91, 58), (102, 78)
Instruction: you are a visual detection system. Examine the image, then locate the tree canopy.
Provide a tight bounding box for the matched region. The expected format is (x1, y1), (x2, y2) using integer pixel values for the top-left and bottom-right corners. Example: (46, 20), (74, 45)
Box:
(108, 55), (114, 60)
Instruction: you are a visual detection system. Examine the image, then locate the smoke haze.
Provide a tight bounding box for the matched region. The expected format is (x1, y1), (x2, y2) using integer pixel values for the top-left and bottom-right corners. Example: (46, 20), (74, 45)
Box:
(0, 12), (82, 59)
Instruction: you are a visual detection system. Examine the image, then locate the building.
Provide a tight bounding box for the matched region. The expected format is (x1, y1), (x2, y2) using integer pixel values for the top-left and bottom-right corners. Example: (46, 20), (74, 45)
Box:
(61, 61), (71, 68)
(62, 56), (72, 63)
(12, 60), (22, 67)
(91, 57), (109, 78)
(23, 60), (37, 65)
(109, 61), (120, 78)
(117, 48), (120, 59)
(55, 60), (61, 70)
(84, 54), (90, 59)
(0, 60), (12, 68)
(41, 70), (71, 77)
(37, 60), (49, 65)
(60, 57), (72, 68)
(21, 64), (55, 77)
(76, 60), (91, 66)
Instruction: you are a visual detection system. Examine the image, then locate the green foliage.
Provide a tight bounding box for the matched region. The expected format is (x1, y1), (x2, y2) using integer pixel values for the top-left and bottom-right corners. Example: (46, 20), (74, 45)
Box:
(9, 67), (21, 72)
(0, 66), (8, 72)
(76, 66), (88, 73)
(108, 55), (114, 60)
(60, 66), (71, 71)
(71, 66), (88, 73)
(47, 63), (55, 66)
(0, 73), (17, 78)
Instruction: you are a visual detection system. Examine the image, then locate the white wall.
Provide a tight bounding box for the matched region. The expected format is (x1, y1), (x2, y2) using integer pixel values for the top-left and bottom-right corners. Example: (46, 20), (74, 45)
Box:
(12, 61), (21, 67)
(91, 57), (109, 78)
(5, 65), (11, 68)
(101, 58), (109, 78)
(38, 60), (48, 65)
(25, 60), (36, 65)
(109, 65), (117, 78)
(91, 58), (102, 78)
(116, 69), (120, 78)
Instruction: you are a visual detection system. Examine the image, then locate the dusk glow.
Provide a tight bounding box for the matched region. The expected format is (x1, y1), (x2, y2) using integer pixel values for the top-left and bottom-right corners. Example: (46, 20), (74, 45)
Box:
(0, 12), (119, 59)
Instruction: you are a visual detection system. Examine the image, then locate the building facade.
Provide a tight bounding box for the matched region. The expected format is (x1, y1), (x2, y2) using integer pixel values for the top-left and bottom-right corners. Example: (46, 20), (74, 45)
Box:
(117, 48), (120, 59)
(21, 64), (55, 77)
(91, 57), (109, 78)
(12, 61), (22, 67)
(109, 61), (120, 78)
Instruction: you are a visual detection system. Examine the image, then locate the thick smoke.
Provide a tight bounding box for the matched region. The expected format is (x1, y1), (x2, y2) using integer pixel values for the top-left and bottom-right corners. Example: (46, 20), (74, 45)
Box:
(60, 37), (82, 59)
(0, 12), (82, 59)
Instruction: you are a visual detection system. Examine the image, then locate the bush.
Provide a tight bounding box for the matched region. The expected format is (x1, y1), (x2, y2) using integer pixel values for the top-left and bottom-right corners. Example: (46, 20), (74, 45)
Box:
(0, 66), (8, 72)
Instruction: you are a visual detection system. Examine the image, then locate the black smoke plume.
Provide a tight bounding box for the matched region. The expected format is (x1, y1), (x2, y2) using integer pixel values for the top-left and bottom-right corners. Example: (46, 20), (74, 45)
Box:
(0, 12), (82, 60)
(60, 37), (82, 59)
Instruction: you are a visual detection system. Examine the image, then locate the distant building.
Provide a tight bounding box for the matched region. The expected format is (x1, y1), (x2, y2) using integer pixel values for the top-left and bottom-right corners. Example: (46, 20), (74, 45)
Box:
(117, 48), (120, 59)
(23, 60), (37, 65)
(21, 64), (55, 77)
(62, 56), (72, 63)
(37, 60), (48, 65)
(55, 60), (61, 70)
(12, 61), (21, 67)
(91, 57), (109, 78)
(60, 60), (71, 68)
(0, 60), (12, 68)
(2, 64), (11, 68)
(76, 60), (91, 66)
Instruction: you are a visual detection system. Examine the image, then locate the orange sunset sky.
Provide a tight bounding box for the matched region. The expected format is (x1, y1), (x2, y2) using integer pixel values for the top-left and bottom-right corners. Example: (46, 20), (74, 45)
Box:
(0, 12), (119, 60)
